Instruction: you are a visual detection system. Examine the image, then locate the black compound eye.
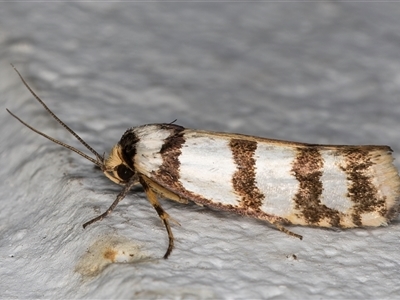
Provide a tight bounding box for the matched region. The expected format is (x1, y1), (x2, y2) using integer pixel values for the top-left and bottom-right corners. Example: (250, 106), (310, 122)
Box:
(116, 164), (134, 182)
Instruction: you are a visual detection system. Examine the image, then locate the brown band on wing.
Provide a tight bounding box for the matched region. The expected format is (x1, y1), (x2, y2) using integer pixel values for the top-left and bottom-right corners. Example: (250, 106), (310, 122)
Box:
(292, 147), (341, 226)
(153, 126), (186, 190)
(229, 139), (265, 211)
(339, 147), (386, 226)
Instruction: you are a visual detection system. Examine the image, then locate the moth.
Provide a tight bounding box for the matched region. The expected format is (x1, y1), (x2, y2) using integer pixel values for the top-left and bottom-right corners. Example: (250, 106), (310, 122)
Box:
(8, 65), (400, 259)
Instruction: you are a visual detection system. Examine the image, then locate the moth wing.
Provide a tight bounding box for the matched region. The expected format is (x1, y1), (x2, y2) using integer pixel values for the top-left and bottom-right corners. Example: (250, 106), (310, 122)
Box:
(134, 128), (400, 228)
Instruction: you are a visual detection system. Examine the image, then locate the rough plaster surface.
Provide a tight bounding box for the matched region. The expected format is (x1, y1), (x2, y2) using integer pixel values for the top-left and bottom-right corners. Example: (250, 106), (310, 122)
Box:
(1, 2), (400, 299)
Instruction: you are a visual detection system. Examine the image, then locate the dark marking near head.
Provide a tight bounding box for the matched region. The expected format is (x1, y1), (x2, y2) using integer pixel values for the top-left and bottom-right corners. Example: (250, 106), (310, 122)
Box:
(339, 148), (386, 225)
(119, 130), (139, 169)
(230, 139), (264, 211)
(116, 164), (135, 182)
(292, 147), (341, 227)
(154, 126), (185, 187)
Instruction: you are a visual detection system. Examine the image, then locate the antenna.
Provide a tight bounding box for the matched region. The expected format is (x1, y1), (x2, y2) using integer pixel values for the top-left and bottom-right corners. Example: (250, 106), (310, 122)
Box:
(7, 64), (104, 169)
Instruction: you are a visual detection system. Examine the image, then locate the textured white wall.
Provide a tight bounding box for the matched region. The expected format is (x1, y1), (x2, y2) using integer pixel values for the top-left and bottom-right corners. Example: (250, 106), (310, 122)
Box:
(1, 3), (400, 298)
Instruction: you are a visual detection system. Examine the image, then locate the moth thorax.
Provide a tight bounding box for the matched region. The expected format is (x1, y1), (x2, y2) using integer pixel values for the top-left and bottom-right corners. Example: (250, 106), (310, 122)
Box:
(103, 144), (137, 185)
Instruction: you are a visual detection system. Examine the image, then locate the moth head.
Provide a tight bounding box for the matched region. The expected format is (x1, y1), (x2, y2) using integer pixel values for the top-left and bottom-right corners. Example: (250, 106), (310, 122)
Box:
(103, 144), (138, 185)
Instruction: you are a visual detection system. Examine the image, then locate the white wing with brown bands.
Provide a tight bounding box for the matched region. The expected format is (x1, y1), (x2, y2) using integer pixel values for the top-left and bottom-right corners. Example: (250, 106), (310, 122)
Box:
(129, 124), (400, 229)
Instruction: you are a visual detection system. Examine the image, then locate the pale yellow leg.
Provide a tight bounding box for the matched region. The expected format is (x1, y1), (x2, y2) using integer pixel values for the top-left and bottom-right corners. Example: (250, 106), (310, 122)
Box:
(139, 176), (176, 259)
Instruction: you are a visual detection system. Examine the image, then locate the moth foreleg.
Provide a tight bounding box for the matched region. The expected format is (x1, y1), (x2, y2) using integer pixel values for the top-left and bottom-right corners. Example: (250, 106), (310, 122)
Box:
(139, 176), (175, 259)
(83, 176), (137, 228)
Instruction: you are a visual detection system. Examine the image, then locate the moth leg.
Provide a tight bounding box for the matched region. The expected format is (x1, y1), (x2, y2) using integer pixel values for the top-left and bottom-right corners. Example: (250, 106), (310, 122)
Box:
(141, 175), (188, 205)
(138, 175), (182, 225)
(139, 176), (175, 259)
(273, 222), (303, 240)
(83, 176), (137, 228)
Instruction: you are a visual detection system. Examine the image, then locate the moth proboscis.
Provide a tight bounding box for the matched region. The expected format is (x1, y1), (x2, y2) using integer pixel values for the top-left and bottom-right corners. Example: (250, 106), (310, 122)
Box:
(8, 65), (400, 259)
